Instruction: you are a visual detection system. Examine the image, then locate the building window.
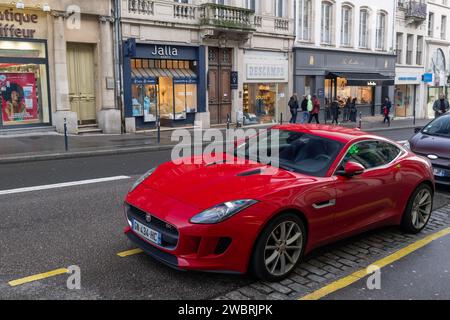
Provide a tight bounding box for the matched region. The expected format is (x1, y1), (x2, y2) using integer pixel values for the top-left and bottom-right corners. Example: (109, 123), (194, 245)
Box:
(275, 0), (285, 17)
(375, 12), (386, 50)
(298, 0), (312, 41)
(0, 40), (50, 128)
(359, 9), (369, 48)
(429, 12), (434, 37)
(441, 15), (447, 40)
(396, 33), (403, 64)
(341, 5), (352, 46)
(416, 36), (423, 65)
(245, 0), (256, 11)
(321, 1), (333, 44)
(406, 34), (413, 65)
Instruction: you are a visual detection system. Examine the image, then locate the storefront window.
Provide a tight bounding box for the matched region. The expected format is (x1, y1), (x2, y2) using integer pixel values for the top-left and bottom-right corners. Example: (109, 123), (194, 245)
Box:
(243, 83), (287, 124)
(0, 41), (46, 58)
(130, 58), (197, 122)
(395, 85), (414, 117)
(335, 78), (373, 105)
(0, 62), (50, 126)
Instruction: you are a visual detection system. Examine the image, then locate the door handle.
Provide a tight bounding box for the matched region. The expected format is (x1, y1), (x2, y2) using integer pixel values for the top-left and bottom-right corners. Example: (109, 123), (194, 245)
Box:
(313, 199), (336, 209)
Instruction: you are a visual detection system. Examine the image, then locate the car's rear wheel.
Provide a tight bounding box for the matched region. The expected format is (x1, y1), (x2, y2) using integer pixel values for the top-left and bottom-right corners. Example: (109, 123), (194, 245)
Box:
(401, 184), (433, 234)
(251, 213), (306, 282)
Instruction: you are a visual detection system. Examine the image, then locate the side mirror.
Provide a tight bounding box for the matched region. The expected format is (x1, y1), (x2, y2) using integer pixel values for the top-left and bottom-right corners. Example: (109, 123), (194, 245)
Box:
(337, 161), (365, 177)
(414, 127), (423, 134)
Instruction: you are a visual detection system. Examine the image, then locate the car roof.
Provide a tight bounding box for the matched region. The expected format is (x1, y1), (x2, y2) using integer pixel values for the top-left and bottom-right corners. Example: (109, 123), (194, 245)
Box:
(270, 124), (384, 144)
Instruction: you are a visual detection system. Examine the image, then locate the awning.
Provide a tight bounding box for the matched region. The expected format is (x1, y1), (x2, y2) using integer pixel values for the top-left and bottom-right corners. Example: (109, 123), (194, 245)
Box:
(327, 72), (394, 86)
(131, 68), (197, 85)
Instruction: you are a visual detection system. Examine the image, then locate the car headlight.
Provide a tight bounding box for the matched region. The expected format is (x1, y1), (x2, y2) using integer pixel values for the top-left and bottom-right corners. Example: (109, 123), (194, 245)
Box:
(403, 141), (411, 150)
(190, 199), (258, 225)
(129, 167), (157, 192)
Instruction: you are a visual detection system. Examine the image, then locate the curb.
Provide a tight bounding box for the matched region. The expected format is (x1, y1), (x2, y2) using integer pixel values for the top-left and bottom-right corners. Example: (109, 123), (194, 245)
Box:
(0, 124), (419, 164)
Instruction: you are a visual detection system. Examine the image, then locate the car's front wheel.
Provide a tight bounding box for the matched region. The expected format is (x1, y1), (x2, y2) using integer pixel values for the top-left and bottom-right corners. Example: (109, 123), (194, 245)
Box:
(251, 213), (306, 282)
(401, 184), (434, 234)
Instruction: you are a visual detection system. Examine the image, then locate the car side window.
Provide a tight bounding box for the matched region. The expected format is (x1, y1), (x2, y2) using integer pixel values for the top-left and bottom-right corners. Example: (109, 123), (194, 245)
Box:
(340, 140), (388, 170)
(377, 142), (401, 164)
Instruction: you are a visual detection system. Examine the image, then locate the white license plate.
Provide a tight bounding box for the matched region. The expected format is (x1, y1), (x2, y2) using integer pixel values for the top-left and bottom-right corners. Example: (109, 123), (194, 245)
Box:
(132, 219), (162, 245)
(434, 168), (449, 177)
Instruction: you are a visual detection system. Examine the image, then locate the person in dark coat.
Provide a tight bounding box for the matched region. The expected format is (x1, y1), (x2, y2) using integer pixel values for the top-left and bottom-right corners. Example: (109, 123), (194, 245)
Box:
(288, 94), (299, 123)
(330, 98), (340, 125)
(382, 97), (392, 127)
(349, 98), (358, 122)
(433, 93), (450, 118)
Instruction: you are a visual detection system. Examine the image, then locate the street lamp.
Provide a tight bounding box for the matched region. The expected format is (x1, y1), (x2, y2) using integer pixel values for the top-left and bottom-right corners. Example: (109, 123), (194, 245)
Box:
(42, 3), (51, 12)
(12, 1), (25, 9)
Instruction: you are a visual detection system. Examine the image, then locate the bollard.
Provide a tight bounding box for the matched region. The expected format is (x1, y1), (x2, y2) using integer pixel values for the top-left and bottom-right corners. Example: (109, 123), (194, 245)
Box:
(280, 113), (283, 125)
(64, 117), (68, 152)
(157, 115), (161, 144)
(227, 114), (230, 130)
(358, 112), (362, 129)
(242, 115), (246, 127)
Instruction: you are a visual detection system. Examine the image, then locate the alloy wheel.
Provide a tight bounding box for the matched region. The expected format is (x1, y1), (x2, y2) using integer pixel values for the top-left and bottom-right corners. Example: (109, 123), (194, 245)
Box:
(264, 221), (303, 277)
(411, 189), (433, 229)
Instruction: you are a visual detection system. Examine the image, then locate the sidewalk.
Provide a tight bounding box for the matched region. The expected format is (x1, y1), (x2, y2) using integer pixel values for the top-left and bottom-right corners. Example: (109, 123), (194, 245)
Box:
(0, 116), (431, 164)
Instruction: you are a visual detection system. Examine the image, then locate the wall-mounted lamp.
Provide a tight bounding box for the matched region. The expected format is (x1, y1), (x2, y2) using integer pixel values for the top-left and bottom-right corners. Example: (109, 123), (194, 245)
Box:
(12, 1), (25, 9)
(42, 3), (51, 12)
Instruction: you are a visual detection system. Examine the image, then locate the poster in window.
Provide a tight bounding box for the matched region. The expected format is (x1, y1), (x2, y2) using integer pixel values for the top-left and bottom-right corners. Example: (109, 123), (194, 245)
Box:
(1, 73), (38, 124)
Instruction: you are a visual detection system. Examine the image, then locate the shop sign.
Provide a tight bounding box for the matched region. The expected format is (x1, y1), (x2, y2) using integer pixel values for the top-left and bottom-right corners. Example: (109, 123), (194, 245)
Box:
(367, 81), (377, 86)
(0, 9), (38, 39)
(230, 71), (238, 90)
(247, 65), (286, 81)
(151, 45), (178, 58)
(422, 73), (433, 83)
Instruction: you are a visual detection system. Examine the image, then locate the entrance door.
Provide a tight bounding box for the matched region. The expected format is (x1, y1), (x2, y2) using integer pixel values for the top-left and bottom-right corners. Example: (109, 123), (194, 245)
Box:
(208, 47), (232, 125)
(67, 43), (96, 125)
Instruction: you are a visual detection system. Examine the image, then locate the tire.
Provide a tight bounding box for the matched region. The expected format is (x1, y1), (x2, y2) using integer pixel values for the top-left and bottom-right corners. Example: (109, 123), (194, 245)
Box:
(401, 184), (434, 234)
(250, 213), (306, 282)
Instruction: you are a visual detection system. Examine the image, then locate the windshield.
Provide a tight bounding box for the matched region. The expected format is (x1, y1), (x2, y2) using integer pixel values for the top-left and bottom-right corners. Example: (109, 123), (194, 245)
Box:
(422, 115), (450, 138)
(233, 129), (344, 177)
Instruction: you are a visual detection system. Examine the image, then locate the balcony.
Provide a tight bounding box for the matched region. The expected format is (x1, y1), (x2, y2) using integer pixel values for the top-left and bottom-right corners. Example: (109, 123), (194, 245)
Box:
(405, 1), (427, 22)
(199, 3), (255, 38)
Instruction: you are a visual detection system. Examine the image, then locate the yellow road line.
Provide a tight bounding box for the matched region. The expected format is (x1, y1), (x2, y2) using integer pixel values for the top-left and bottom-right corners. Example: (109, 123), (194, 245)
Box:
(300, 227), (450, 300)
(117, 248), (144, 257)
(8, 268), (69, 287)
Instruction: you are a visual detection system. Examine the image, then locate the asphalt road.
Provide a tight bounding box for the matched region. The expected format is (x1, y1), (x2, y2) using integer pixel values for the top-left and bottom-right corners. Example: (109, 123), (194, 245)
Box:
(325, 232), (450, 300)
(0, 128), (449, 300)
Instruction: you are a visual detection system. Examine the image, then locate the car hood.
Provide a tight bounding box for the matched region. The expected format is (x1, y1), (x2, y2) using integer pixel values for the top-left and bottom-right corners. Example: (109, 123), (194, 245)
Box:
(411, 133), (450, 159)
(140, 155), (316, 210)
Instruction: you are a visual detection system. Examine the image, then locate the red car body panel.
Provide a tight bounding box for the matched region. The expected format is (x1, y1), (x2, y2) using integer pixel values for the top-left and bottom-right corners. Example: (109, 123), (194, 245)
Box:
(124, 125), (435, 274)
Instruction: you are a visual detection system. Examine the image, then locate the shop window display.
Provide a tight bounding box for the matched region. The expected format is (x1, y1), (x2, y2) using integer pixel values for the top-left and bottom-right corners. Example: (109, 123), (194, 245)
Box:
(243, 83), (286, 124)
(328, 78), (374, 105)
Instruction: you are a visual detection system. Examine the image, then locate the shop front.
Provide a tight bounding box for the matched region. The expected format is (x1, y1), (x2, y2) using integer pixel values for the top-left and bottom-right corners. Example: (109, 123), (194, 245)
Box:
(0, 9), (51, 130)
(123, 42), (205, 130)
(243, 50), (289, 124)
(294, 48), (396, 118)
(394, 75), (422, 119)
(426, 48), (449, 119)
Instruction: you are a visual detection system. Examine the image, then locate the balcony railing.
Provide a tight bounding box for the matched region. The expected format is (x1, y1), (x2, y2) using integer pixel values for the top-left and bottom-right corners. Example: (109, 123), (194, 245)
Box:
(127, 0), (154, 15)
(274, 18), (289, 31)
(174, 3), (197, 20)
(199, 3), (255, 31)
(406, 1), (427, 21)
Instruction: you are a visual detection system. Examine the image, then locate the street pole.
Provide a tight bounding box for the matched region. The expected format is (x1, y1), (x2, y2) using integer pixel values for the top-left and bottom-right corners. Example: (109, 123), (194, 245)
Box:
(157, 115), (161, 144)
(280, 113), (283, 125)
(358, 112), (362, 129)
(64, 117), (68, 152)
(227, 114), (230, 130)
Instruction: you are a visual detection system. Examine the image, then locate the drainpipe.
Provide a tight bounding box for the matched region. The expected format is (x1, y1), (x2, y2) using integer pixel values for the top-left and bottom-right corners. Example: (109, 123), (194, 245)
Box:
(113, 0), (124, 133)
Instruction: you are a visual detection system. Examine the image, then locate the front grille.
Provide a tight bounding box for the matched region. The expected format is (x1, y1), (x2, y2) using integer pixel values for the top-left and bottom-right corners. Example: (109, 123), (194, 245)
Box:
(126, 204), (179, 250)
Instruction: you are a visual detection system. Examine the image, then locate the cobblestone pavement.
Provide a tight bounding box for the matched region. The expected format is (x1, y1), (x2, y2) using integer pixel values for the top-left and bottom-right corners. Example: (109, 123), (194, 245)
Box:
(215, 205), (450, 300)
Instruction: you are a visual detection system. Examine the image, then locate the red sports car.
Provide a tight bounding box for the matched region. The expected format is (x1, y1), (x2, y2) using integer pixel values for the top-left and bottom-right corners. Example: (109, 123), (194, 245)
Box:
(123, 125), (435, 281)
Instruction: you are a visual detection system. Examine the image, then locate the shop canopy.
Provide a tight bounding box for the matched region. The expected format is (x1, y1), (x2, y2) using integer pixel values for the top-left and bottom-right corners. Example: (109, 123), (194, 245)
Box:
(131, 68), (197, 85)
(327, 72), (394, 86)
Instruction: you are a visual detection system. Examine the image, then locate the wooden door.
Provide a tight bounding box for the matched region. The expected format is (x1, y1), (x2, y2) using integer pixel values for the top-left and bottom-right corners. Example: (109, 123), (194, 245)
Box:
(208, 47), (232, 125)
(67, 43), (96, 124)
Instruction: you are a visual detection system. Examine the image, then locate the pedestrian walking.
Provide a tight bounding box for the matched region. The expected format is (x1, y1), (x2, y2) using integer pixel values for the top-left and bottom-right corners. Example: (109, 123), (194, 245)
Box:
(288, 94), (299, 124)
(343, 97), (351, 122)
(382, 97), (392, 127)
(331, 98), (340, 125)
(433, 93), (450, 118)
(299, 95), (309, 124)
(349, 98), (357, 122)
(309, 95), (320, 124)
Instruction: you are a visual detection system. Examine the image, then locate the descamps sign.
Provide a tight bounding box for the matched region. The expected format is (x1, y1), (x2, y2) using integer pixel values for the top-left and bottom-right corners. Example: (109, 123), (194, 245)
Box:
(244, 51), (289, 83)
(0, 9), (38, 39)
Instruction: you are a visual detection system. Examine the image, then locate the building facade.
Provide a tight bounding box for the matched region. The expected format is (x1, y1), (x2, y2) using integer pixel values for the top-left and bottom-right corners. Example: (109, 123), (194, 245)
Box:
(120, 0), (296, 132)
(0, 0), (120, 134)
(425, 0), (450, 119)
(395, 0), (427, 120)
(294, 0), (396, 117)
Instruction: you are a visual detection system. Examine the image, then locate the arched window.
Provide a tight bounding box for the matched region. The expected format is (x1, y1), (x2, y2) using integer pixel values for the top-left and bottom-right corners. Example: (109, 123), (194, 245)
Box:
(341, 5), (352, 46)
(375, 11), (387, 50)
(321, 1), (333, 44)
(298, 0), (313, 41)
(359, 9), (369, 48)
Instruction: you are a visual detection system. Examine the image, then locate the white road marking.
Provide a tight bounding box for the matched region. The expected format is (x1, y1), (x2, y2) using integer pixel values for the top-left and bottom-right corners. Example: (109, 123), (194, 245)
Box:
(0, 176), (131, 196)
